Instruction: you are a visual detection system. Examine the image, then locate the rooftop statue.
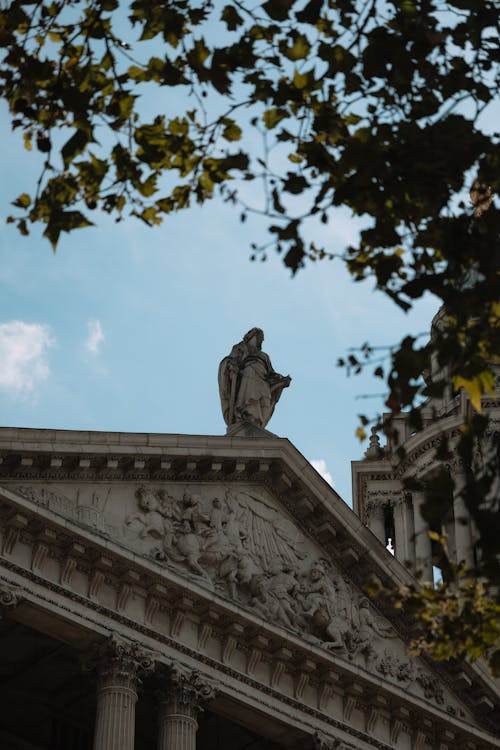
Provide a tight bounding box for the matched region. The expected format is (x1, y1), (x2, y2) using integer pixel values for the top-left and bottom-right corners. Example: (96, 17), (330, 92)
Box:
(218, 328), (291, 430)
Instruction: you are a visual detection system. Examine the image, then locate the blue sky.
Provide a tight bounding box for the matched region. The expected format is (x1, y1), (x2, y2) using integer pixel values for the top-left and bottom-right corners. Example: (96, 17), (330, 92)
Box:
(0, 102), (440, 504)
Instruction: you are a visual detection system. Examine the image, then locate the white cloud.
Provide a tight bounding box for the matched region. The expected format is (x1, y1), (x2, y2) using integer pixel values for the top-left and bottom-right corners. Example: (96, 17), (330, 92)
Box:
(85, 319), (104, 355)
(311, 459), (334, 487)
(0, 321), (54, 394)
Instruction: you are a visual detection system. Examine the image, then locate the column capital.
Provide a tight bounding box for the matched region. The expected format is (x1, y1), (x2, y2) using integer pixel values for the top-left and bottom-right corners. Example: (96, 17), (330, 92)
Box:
(83, 634), (156, 690)
(156, 662), (217, 715)
(0, 581), (22, 611)
(294, 733), (356, 750)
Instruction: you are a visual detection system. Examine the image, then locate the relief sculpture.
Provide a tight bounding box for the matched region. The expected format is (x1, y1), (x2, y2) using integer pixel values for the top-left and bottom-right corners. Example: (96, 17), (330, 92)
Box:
(123, 483), (413, 680)
(12, 485), (76, 518)
(124, 485), (309, 605)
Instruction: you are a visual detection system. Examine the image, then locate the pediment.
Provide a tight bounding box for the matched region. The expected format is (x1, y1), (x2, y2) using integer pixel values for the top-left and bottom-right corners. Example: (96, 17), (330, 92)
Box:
(0, 426), (497, 740)
(3, 475), (476, 724)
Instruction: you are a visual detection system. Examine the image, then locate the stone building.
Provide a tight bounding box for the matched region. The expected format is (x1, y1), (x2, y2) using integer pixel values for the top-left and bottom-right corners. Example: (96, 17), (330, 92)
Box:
(0, 328), (498, 750)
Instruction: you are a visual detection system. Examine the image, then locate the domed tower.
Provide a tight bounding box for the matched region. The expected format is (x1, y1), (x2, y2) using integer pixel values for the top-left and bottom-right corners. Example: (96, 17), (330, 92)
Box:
(351, 310), (500, 582)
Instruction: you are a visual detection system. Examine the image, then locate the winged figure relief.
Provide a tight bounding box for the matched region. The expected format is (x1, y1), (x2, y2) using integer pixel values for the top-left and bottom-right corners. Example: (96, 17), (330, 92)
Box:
(227, 489), (308, 569)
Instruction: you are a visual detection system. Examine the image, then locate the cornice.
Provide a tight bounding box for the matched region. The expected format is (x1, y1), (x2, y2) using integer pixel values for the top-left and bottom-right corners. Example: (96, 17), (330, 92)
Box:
(0, 428), (413, 603)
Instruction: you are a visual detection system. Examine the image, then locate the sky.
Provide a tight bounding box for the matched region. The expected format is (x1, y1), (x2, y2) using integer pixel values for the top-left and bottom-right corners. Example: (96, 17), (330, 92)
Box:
(0, 10), (446, 505)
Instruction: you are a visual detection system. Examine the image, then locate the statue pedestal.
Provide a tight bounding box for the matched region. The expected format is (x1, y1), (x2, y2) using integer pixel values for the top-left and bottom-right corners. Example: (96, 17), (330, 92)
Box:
(225, 420), (277, 438)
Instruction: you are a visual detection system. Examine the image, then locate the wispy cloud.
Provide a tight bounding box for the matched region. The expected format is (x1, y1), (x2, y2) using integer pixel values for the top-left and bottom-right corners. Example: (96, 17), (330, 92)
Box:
(85, 319), (104, 355)
(0, 321), (54, 394)
(311, 458), (334, 487)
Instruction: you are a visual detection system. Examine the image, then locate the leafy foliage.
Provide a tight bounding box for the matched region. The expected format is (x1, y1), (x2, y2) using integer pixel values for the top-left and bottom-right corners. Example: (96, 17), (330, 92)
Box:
(1, 0), (499, 667)
(397, 574), (500, 671)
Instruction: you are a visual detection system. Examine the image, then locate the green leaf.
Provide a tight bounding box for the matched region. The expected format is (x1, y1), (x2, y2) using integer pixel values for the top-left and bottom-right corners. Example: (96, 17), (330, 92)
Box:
(295, 0), (323, 24)
(292, 69), (308, 89)
(453, 371), (495, 412)
(43, 210), (93, 250)
(283, 173), (309, 194)
(285, 34), (311, 61)
(222, 120), (242, 141)
(61, 129), (90, 167)
(12, 193), (31, 209)
(221, 5), (243, 30)
(262, 108), (286, 129)
(262, 0), (295, 21)
(128, 65), (146, 82)
(168, 117), (189, 136)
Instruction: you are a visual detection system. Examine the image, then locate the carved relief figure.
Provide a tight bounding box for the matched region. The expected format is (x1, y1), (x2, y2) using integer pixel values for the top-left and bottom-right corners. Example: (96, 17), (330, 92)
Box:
(349, 597), (396, 662)
(300, 561), (349, 650)
(266, 561), (299, 628)
(218, 328), (291, 428)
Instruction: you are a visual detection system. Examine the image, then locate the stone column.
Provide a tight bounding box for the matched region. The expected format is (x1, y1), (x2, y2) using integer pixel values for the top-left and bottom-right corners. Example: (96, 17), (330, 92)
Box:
(452, 471), (474, 570)
(412, 492), (433, 583)
(393, 494), (412, 565)
(156, 665), (216, 750)
(365, 500), (386, 546)
(392, 495), (409, 563)
(83, 635), (155, 750)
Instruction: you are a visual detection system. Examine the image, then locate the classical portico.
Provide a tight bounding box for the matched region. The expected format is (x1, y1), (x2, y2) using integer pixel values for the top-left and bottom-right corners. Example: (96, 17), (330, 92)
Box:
(0, 426), (498, 750)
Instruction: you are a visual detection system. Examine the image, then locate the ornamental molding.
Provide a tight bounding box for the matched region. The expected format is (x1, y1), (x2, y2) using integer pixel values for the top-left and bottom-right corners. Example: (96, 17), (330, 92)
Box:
(0, 579), (22, 610)
(393, 424), (463, 479)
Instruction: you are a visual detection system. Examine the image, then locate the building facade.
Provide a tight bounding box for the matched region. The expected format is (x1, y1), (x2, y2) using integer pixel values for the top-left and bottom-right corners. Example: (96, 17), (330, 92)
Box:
(0, 422), (498, 750)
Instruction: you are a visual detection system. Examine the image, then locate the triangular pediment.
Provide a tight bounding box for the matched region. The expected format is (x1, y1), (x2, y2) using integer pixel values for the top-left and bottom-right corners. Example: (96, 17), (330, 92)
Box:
(0, 426), (497, 740)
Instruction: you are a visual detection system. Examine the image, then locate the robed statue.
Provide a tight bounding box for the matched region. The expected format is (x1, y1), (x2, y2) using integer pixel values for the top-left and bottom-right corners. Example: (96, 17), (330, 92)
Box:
(218, 328), (291, 429)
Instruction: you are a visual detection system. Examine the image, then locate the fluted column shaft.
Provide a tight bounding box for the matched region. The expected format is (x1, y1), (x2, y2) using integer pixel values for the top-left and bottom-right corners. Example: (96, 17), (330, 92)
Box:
(83, 634), (155, 750)
(94, 674), (138, 750)
(413, 492), (433, 583)
(393, 496), (412, 564)
(452, 472), (474, 570)
(366, 503), (386, 546)
(158, 695), (198, 750)
(156, 666), (216, 750)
